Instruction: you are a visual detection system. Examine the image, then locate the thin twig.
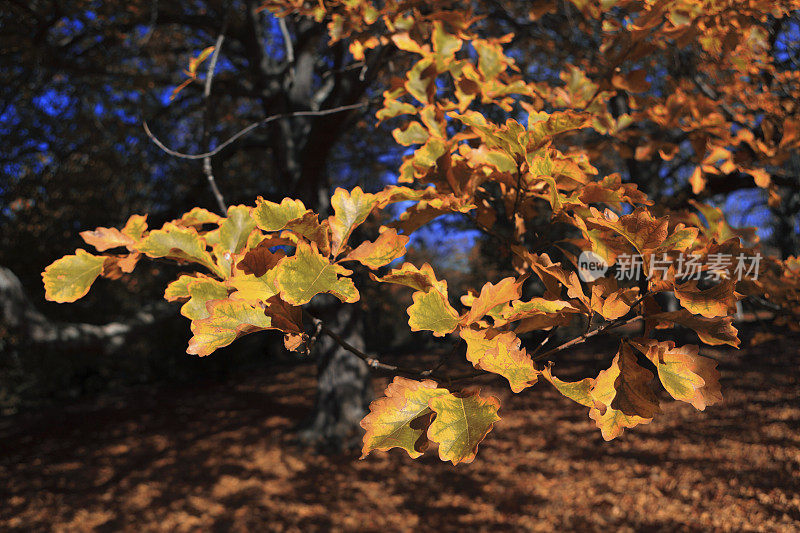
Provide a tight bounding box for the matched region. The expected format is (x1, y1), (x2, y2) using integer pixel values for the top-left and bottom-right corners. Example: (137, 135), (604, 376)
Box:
(532, 314), (642, 362)
(202, 10), (230, 214)
(301, 310), (448, 380)
(143, 101), (370, 160)
(278, 17), (294, 64)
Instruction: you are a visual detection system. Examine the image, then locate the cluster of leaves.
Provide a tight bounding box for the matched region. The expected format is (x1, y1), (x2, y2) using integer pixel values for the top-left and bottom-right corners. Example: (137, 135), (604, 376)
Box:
(44, 0), (800, 464)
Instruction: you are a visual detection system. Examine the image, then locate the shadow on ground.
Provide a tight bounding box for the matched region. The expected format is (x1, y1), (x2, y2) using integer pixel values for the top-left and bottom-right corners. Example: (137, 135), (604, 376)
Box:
(2, 330), (799, 532)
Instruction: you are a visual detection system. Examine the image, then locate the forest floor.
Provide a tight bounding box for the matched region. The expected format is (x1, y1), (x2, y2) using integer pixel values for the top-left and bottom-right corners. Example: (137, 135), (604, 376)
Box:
(2, 327), (799, 532)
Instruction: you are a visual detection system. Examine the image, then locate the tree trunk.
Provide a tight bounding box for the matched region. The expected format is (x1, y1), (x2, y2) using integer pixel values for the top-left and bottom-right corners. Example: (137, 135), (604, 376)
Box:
(297, 303), (371, 451)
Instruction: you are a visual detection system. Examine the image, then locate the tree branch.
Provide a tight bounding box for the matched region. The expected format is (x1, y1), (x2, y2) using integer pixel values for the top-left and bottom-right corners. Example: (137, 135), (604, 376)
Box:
(201, 7), (230, 214)
(142, 101), (371, 160)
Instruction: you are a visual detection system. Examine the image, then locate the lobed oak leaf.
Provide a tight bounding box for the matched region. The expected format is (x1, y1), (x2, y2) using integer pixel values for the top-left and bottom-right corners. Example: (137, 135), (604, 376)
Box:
(460, 328), (538, 393)
(121, 214), (148, 241)
(650, 310), (740, 347)
(427, 389), (501, 465)
(460, 276), (526, 326)
(393, 121), (429, 146)
(187, 298), (272, 356)
(587, 344), (659, 440)
(137, 223), (220, 275)
(217, 205), (257, 255)
(274, 241), (359, 305)
(407, 288), (460, 337)
(360, 377), (449, 459)
(431, 21), (462, 64)
(176, 207), (221, 228)
(226, 270), (280, 301)
(342, 228), (409, 269)
(588, 207), (669, 260)
(329, 186), (378, 256)
(236, 246), (286, 278)
(631, 339), (722, 411)
(80, 227), (135, 252)
(178, 276), (229, 321)
(542, 366), (594, 407)
(370, 262), (448, 294)
(674, 279), (739, 318)
(590, 344), (660, 418)
(252, 197), (309, 232)
(589, 405), (652, 441)
(42, 249), (106, 303)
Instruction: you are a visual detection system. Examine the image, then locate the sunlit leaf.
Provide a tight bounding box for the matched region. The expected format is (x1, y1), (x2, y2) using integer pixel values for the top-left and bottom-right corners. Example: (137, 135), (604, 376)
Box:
(274, 241), (359, 305)
(42, 249), (106, 303)
(427, 390), (501, 465)
(360, 377), (449, 459)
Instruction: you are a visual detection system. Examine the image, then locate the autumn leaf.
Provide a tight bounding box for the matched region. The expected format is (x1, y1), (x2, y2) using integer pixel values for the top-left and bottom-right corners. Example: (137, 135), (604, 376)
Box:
(460, 329), (538, 392)
(252, 197), (309, 232)
(588, 207), (669, 260)
(176, 207), (221, 227)
(460, 276), (526, 326)
(226, 270), (280, 301)
(650, 310), (740, 347)
(217, 205), (257, 255)
(427, 389), (501, 465)
(632, 339), (722, 411)
(407, 288), (460, 336)
(542, 366), (594, 407)
(370, 262), (448, 293)
(342, 228), (409, 269)
(80, 227), (135, 252)
(137, 222), (220, 275)
(236, 246), (286, 278)
(274, 241), (359, 305)
(42, 249), (106, 303)
(121, 214), (148, 241)
(178, 276), (229, 321)
(674, 279), (739, 318)
(360, 377), (449, 459)
(589, 405), (652, 441)
(588, 344), (659, 440)
(187, 298), (272, 356)
(329, 186), (378, 256)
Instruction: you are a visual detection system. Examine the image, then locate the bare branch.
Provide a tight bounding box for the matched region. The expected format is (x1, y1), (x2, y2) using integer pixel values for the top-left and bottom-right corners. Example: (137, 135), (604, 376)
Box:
(143, 101), (370, 161)
(201, 9), (230, 214)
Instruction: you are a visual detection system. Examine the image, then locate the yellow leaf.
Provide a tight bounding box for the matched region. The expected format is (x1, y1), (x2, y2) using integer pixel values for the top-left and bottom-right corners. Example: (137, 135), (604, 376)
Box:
(370, 261), (448, 293)
(360, 377), (449, 459)
(80, 227), (135, 252)
(42, 249), (106, 303)
(427, 390), (501, 465)
(329, 186), (378, 257)
(137, 222), (220, 275)
(274, 241), (359, 305)
(342, 228), (409, 269)
(674, 279), (738, 318)
(407, 289), (459, 336)
(187, 298), (271, 357)
(631, 339), (722, 410)
(460, 329), (538, 393)
(252, 197), (309, 232)
(461, 276), (526, 325)
(218, 205), (257, 255)
(121, 214), (148, 241)
(542, 366), (594, 407)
